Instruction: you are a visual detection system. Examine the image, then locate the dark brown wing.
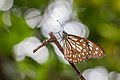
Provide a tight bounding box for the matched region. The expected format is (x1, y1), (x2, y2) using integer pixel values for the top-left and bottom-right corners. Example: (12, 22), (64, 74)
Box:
(63, 34), (105, 63)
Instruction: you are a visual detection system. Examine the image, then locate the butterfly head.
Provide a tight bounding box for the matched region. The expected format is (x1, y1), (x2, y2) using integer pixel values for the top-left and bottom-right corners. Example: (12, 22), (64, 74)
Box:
(62, 31), (68, 40)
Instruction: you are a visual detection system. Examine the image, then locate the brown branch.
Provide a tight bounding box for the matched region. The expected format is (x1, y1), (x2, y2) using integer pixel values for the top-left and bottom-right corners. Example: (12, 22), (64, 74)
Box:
(33, 32), (86, 80)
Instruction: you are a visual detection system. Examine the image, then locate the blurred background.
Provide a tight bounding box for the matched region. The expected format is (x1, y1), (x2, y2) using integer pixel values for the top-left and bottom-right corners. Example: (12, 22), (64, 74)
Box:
(0, 0), (120, 80)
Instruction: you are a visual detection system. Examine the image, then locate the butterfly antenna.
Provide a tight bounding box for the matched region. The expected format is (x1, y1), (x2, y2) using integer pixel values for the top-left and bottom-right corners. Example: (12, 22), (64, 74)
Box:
(56, 20), (64, 31)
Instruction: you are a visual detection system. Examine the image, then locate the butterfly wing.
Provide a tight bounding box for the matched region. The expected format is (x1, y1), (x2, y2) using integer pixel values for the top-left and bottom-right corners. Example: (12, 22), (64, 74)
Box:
(63, 34), (105, 63)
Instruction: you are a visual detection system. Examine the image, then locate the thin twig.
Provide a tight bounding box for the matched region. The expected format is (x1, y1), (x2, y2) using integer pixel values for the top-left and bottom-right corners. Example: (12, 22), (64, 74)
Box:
(33, 32), (86, 80)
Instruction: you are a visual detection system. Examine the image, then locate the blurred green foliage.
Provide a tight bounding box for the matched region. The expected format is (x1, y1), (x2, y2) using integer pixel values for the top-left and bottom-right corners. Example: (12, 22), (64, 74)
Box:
(0, 0), (120, 80)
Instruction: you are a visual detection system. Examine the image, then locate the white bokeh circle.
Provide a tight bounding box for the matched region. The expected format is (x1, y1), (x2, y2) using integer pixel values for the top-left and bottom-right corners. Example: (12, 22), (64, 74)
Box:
(13, 36), (49, 64)
(0, 0), (13, 11)
(64, 20), (89, 38)
(46, 0), (72, 24)
(2, 11), (12, 26)
(83, 66), (108, 80)
(24, 8), (42, 28)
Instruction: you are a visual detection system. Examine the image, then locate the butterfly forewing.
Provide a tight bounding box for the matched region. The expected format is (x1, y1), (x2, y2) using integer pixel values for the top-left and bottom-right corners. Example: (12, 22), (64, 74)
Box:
(63, 33), (105, 63)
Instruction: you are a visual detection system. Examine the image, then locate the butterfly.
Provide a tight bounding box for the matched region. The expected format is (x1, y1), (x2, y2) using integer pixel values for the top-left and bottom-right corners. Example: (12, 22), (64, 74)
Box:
(62, 31), (105, 63)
